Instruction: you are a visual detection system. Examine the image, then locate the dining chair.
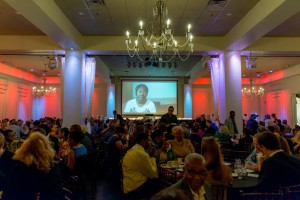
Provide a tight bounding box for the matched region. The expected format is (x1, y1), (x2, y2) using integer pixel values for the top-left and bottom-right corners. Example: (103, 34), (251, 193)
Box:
(240, 192), (284, 200)
(211, 184), (228, 200)
(280, 184), (300, 200)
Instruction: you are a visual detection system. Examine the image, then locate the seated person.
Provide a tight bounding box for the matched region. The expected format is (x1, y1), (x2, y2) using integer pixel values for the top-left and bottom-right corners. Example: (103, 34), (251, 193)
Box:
(0, 132), (15, 189)
(256, 131), (300, 192)
(168, 126), (195, 158)
(124, 84), (156, 113)
(237, 128), (253, 151)
(168, 153), (212, 200)
(204, 120), (218, 137)
(155, 141), (177, 164)
(244, 134), (262, 172)
(122, 132), (159, 199)
(189, 126), (202, 144)
(66, 131), (87, 170)
(215, 125), (231, 145)
(201, 137), (232, 186)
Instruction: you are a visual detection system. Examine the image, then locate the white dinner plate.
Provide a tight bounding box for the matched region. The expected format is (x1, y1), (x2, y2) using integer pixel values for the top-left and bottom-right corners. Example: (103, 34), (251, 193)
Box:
(232, 173), (238, 177)
(246, 169), (254, 173)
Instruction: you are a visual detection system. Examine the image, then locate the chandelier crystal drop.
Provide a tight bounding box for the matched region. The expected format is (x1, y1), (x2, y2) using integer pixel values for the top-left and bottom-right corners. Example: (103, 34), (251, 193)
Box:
(32, 77), (56, 97)
(125, 0), (193, 63)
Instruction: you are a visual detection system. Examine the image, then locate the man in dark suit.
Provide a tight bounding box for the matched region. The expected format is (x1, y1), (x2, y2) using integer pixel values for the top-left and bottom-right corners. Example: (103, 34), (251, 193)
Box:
(257, 131), (300, 192)
(168, 153), (212, 200)
(113, 110), (124, 125)
(160, 106), (178, 125)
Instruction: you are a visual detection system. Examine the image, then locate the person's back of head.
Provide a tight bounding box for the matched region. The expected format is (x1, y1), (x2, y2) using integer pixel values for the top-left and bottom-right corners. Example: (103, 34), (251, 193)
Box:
(13, 131), (55, 173)
(256, 131), (280, 151)
(150, 188), (192, 200)
(70, 124), (81, 132)
(135, 132), (150, 144)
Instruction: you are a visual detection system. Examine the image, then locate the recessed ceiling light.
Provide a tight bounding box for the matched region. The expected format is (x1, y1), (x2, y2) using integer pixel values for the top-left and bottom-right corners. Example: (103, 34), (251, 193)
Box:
(242, 74), (246, 77)
(70, 48), (74, 50)
(226, 13), (232, 16)
(79, 12), (85, 16)
(57, 74), (61, 76)
(257, 74), (261, 77)
(15, 11), (21, 15)
(269, 70), (273, 73)
(30, 69), (34, 71)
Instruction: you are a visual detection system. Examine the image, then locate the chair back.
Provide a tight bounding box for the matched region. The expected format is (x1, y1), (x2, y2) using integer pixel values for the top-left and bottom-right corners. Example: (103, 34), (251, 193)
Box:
(280, 184), (300, 200)
(240, 192), (284, 200)
(211, 184), (228, 200)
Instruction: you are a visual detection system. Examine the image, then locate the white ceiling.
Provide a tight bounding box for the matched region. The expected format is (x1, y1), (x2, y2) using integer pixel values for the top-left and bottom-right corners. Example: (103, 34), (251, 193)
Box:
(1, 0), (300, 81)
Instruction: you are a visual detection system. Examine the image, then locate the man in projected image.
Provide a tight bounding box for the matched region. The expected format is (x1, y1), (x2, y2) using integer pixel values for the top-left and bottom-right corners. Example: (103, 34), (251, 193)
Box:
(124, 84), (156, 113)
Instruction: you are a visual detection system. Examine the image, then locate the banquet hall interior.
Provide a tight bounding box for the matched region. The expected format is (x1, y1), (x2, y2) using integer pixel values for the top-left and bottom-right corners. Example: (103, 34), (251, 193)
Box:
(2, 0), (300, 199)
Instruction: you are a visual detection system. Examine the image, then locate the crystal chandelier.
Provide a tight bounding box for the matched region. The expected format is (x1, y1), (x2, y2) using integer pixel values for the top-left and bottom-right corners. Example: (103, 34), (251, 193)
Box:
(242, 62), (264, 99)
(32, 77), (56, 97)
(125, 0), (193, 63)
(242, 79), (264, 99)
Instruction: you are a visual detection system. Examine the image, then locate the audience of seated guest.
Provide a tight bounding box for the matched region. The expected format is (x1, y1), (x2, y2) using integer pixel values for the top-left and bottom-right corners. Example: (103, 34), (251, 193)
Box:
(276, 119), (284, 133)
(107, 126), (128, 192)
(290, 130), (300, 153)
(256, 131), (300, 192)
(257, 121), (267, 133)
(168, 153), (212, 200)
(0, 132), (15, 190)
(1, 119), (9, 130)
(128, 124), (146, 148)
(103, 121), (117, 142)
(122, 132), (159, 200)
(237, 128), (253, 151)
(204, 120), (218, 137)
(151, 128), (165, 150)
(264, 114), (271, 128)
(3, 131), (64, 200)
(80, 124), (94, 154)
(215, 125), (231, 145)
(180, 122), (190, 139)
(58, 127), (70, 159)
(8, 119), (26, 138)
(66, 130), (87, 170)
(244, 134), (263, 172)
(168, 126), (195, 158)
(155, 141), (177, 164)
(201, 137), (232, 186)
(282, 119), (292, 136)
(189, 126), (202, 144)
(48, 124), (60, 159)
(246, 113), (259, 135)
(195, 114), (207, 133)
(3, 129), (20, 153)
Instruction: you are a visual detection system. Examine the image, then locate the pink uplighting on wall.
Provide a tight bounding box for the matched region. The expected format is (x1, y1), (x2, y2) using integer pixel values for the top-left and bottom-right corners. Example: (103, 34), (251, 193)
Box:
(192, 88), (213, 118)
(193, 78), (211, 84)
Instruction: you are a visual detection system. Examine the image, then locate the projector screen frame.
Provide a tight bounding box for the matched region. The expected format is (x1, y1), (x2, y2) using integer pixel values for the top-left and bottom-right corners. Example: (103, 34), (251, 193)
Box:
(121, 79), (178, 116)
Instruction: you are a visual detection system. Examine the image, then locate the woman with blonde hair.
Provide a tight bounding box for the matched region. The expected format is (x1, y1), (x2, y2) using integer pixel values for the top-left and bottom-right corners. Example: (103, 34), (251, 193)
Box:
(167, 126), (194, 158)
(201, 136), (232, 186)
(3, 131), (64, 200)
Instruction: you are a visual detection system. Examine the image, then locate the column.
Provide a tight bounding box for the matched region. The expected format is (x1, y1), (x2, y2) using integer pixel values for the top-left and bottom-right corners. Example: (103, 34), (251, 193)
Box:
(184, 84), (192, 118)
(62, 50), (85, 128)
(219, 51), (243, 136)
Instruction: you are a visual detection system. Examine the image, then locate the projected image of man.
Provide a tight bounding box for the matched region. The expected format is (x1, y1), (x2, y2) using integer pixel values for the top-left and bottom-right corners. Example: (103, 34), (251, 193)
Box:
(124, 84), (156, 113)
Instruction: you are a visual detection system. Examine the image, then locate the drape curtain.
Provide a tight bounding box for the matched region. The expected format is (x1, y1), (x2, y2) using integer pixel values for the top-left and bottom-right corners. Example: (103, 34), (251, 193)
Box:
(210, 57), (220, 120)
(291, 94), (297, 128)
(85, 57), (96, 122)
(60, 57), (65, 118)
